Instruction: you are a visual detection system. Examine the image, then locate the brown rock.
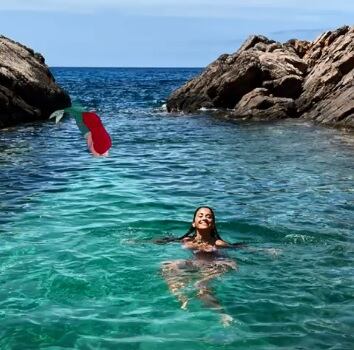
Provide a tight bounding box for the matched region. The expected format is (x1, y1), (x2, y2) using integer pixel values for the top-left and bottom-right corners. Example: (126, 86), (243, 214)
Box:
(231, 88), (296, 120)
(285, 39), (311, 58)
(167, 51), (263, 112)
(297, 26), (354, 128)
(166, 25), (354, 129)
(167, 32), (306, 119)
(0, 36), (71, 128)
(262, 75), (303, 99)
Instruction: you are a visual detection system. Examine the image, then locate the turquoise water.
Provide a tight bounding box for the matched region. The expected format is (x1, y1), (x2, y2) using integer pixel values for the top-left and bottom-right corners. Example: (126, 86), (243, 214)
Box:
(0, 68), (353, 349)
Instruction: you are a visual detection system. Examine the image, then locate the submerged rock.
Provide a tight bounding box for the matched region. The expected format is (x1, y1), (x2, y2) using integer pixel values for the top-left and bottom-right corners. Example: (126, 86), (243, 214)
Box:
(166, 25), (354, 129)
(0, 36), (71, 128)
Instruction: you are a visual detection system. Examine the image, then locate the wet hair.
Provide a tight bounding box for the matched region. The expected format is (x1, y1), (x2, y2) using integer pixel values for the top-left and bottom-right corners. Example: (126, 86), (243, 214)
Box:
(154, 206), (222, 244)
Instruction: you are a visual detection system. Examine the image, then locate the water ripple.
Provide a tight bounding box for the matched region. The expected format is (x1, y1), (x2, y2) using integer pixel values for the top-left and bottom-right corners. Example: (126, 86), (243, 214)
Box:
(0, 68), (353, 349)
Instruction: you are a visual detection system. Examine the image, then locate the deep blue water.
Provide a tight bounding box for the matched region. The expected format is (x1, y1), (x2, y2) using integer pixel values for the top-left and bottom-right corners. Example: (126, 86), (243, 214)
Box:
(0, 67), (353, 349)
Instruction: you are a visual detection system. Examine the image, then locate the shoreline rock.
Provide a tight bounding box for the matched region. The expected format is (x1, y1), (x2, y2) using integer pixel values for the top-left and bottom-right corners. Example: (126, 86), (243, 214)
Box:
(0, 36), (71, 129)
(166, 25), (354, 129)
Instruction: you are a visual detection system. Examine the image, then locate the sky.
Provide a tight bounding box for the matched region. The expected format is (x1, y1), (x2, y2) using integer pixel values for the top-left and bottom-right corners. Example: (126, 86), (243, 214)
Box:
(0, 0), (353, 67)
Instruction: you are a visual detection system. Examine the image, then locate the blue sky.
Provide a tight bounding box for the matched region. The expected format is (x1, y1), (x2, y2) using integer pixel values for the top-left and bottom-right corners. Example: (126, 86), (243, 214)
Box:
(0, 0), (353, 67)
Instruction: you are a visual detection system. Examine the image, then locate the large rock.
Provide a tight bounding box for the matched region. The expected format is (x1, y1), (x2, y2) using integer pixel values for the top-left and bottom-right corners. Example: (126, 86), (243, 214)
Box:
(0, 36), (71, 128)
(297, 26), (354, 128)
(167, 51), (263, 112)
(166, 25), (354, 129)
(230, 88), (296, 120)
(167, 35), (306, 113)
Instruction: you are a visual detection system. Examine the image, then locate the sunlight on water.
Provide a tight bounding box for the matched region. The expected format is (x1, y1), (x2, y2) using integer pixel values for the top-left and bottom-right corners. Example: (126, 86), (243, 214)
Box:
(0, 68), (353, 349)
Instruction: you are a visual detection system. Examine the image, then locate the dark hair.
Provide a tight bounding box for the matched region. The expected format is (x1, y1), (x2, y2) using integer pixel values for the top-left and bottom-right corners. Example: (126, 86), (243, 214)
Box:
(177, 206), (221, 241)
(153, 206), (222, 244)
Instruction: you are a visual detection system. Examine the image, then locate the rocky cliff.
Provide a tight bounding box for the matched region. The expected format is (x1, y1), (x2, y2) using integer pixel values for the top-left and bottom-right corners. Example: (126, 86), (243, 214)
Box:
(167, 26), (354, 129)
(0, 36), (70, 129)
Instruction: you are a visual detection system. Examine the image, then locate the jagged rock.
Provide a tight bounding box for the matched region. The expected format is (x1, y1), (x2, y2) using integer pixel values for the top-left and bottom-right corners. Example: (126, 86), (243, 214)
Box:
(167, 51), (262, 112)
(0, 36), (71, 128)
(285, 39), (311, 58)
(167, 25), (354, 129)
(229, 88), (296, 120)
(297, 26), (354, 128)
(167, 34), (306, 117)
(238, 35), (275, 52)
(262, 75), (303, 99)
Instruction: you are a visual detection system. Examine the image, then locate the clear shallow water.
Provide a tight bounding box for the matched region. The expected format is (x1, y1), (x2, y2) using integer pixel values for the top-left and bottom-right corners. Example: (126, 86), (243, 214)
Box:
(0, 67), (353, 349)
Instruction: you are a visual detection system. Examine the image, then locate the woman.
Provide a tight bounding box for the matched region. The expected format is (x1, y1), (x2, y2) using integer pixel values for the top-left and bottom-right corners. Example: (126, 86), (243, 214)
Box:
(160, 206), (242, 326)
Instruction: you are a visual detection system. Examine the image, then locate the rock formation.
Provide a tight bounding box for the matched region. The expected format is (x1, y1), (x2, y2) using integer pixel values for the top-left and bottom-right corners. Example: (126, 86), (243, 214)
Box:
(167, 26), (354, 129)
(0, 36), (71, 129)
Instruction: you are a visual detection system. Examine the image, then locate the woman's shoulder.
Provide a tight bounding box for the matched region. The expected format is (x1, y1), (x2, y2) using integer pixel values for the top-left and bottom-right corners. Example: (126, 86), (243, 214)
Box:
(182, 237), (196, 249)
(215, 239), (231, 248)
(215, 239), (246, 249)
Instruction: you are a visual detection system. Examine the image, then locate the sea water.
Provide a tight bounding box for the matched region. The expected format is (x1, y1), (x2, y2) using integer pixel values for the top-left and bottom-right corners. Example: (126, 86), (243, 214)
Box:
(0, 68), (353, 349)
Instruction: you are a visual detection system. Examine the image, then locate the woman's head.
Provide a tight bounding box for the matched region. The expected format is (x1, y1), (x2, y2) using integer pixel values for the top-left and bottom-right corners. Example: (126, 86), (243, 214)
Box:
(154, 206), (222, 244)
(192, 207), (215, 234)
(179, 206), (221, 240)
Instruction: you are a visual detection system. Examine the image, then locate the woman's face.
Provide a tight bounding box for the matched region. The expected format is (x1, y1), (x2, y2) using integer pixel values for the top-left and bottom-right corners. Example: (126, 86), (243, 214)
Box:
(192, 207), (214, 233)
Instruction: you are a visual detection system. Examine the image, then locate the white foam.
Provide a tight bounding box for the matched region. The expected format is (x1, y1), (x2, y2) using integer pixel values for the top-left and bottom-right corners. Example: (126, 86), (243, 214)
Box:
(198, 107), (218, 111)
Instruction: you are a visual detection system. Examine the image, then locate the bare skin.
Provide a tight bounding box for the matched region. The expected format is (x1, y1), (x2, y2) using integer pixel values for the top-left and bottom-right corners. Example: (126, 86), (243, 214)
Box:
(161, 208), (236, 326)
(86, 132), (109, 157)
